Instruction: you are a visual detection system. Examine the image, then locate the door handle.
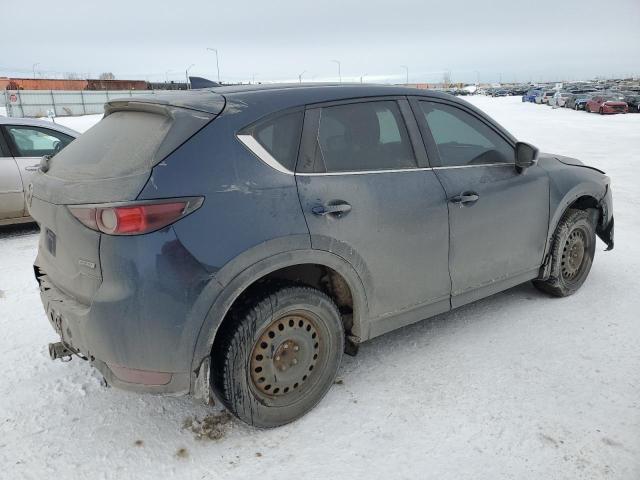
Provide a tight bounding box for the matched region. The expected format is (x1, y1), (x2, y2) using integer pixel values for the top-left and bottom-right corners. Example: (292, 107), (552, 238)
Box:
(312, 202), (352, 217)
(450, 191), (479, 206)
(25, 165), (40, 171)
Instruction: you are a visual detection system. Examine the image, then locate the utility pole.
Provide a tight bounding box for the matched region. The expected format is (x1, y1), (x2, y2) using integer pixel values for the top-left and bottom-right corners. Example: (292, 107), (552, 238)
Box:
(475, 70), (480, 85)
(400, 65), (408, 85)
(32, 63), (40, 79)
(360, 74), (367, 84)
(251, 73), (258, 84)
(298, 70), (306, 83)
(185, 64), (195, 89)
(206, 48), (221, 83)
(331, 60), (341, 83)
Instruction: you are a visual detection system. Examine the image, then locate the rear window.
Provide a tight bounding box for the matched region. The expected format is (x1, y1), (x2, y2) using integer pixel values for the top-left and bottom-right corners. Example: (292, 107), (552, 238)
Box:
(47, 107), (212, 181)
(244, 111), (303, 172)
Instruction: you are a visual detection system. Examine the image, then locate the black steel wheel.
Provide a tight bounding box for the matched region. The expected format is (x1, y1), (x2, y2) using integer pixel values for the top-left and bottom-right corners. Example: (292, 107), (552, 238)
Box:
(533, 209), (596, 297)
(215, 286), (344, 428)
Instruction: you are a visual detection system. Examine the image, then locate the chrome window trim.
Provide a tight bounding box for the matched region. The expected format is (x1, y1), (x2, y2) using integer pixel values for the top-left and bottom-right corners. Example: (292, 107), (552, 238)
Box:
(296, 167), (433, 177)
(432, 163), (514, 170)
(236, 134), (294, 176)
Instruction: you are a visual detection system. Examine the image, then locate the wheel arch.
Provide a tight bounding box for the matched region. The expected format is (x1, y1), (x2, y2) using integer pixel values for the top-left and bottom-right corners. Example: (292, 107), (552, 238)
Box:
(190, 248), (370, 396)
(544, 188), (606, 259)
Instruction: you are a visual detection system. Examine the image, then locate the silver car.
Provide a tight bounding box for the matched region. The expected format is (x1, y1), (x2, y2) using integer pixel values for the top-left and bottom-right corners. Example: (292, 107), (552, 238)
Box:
(0, 117), (78, 225)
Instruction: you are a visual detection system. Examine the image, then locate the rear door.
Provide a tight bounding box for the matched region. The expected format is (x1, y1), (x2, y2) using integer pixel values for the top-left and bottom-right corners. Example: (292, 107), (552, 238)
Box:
(0, 129), (24, 219)
(295, 97), (451, 330)
(412, 98), (549, 307)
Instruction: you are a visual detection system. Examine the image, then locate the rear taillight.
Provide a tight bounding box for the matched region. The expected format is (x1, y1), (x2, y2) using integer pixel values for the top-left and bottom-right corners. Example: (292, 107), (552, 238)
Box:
(68, 197), (203, 235)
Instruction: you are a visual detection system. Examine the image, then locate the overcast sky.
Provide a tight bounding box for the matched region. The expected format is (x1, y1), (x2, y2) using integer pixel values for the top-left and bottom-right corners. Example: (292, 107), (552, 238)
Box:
(5, 0), (639, 84)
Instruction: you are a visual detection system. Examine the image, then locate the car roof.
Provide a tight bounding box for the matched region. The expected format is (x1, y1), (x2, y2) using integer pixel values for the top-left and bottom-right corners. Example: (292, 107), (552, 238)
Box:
(0, 116), (80, 137)
(112, 83), (464, 116)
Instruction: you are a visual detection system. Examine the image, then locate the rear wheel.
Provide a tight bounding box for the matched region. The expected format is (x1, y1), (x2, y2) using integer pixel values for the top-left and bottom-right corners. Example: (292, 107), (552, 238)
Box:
(533, 209), (596, 297)
(216, 286), (344, 428)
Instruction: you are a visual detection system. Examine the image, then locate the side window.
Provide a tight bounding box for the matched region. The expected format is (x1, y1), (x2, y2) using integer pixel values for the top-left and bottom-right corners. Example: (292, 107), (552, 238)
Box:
(243, 111), (303, 172)
(6, 126), (73, 157)
(419, 101), (514, 167)
(303, 100), (416, 173)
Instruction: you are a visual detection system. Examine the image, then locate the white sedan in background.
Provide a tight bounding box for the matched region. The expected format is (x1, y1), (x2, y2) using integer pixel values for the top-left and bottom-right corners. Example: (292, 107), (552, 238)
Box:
(0, 117), (79, 226)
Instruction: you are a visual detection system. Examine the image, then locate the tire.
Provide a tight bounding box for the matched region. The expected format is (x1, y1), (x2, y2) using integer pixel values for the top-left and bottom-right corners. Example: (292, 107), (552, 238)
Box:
(574, 103), (579, 110)
(533, 209), (596, 297)
(215, 286), (344, 428)
(599, 107), (604, 115)
(585, 105), (590, 113)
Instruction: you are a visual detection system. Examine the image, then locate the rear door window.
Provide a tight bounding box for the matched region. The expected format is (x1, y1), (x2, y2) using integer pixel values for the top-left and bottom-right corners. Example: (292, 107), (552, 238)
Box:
(299, 100), (416, 173)
(419, 101), (514, 167)
(5, 126), (73, 157)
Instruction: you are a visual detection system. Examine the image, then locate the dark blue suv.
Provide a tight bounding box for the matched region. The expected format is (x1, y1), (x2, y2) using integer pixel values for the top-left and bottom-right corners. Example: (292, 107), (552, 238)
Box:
(30, 84), (614, 427)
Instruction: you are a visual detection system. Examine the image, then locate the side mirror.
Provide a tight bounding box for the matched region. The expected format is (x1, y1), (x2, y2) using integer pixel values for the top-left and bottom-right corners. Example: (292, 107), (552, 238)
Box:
(515, 141), (538, 172)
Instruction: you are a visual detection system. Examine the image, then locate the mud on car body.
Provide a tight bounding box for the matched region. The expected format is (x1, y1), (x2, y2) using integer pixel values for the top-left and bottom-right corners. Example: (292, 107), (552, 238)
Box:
(29, 84), (614, 427)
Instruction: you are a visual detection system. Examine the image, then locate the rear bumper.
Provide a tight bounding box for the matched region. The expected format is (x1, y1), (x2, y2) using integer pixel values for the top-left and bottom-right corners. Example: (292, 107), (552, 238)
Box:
(34, 226), (215, 395)
(36, 267), (191, 394)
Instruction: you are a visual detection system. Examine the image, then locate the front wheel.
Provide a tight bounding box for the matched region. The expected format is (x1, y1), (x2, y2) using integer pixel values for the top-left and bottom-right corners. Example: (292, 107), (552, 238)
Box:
(533, 209), (596, 297)
(599, 107), (604, 115)
(215, 286), (344, 428)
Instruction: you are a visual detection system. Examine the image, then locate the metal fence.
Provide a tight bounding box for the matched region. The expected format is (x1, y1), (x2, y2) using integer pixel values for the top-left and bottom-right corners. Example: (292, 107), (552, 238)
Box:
(2, 89), (163, 118)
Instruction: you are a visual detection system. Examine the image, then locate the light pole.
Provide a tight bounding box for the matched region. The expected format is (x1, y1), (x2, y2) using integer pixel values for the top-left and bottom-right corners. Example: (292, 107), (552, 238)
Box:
(400, 65), (408, 85)
(185, 64), (195, 89)
(360, 74), (367, 84)
(251, 73), (258, 84)
(32, 63), (40, 79)
(206, 48), (221, 83)
(475, 71), (480, 85)
(165, 70), (174, 83)
(298, 70), (306, 83)
(331, 60), (341, 83)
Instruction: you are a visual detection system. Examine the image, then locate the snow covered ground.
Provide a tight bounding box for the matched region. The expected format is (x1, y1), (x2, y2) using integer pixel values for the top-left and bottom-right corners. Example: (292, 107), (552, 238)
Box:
(1, 96), (639, 480)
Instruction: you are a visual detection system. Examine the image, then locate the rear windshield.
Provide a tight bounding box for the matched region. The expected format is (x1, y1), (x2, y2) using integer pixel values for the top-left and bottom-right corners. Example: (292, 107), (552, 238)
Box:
(47, 107), (212, 181)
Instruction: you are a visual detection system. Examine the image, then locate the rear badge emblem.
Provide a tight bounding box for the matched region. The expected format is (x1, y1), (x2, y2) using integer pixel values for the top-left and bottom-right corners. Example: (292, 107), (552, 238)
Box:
(78, 259), (96, 269)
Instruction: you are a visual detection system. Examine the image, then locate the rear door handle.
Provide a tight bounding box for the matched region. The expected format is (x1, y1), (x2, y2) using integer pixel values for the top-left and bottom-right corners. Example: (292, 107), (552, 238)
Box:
(450, 191), (479, 206)
(25, 165), (40, 171)
(312, 202), (352, 217)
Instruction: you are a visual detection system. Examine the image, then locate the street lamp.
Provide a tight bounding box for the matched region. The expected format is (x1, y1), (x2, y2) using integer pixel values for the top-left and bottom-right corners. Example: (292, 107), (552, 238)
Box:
(206, 48), (221, 83)
(331, 60), (341, 83)
(251, 73), (258, 84)
(32, 63), (40, 79)
(298, 70), (306, 83)
(400, 65), (408, 85)
(360, 73), (367, 84)
(185, 64), (195, 89)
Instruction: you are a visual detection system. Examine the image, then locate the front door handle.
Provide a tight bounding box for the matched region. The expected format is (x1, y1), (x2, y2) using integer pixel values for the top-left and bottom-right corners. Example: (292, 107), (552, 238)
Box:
(450, 191), (479, 206)
(25, 165), (40, 171)
(312, 202), (352, 217)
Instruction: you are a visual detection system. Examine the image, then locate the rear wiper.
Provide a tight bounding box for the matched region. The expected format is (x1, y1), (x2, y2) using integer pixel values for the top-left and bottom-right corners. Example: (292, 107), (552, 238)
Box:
(39, 155), (52, 173)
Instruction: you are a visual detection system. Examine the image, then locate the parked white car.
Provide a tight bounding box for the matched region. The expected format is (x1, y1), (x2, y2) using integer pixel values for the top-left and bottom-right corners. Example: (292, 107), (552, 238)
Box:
(549, 91), (571, 108)
(0, 117), (79, 225)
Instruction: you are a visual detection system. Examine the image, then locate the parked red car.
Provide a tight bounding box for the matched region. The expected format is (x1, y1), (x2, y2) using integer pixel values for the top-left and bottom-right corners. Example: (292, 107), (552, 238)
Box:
(585, 95), (628, 114)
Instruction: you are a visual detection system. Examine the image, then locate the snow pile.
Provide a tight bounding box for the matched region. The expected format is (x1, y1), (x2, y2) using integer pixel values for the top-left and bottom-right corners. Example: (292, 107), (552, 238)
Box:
(0, 96), (638, 479)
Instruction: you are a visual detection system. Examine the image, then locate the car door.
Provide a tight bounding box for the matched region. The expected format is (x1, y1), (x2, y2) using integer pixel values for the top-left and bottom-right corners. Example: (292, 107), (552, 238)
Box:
(2, 124), (74, 215)
(412, 98), (549, 308)
(0, 130), (24, 220)
(295, 98), (451, 334)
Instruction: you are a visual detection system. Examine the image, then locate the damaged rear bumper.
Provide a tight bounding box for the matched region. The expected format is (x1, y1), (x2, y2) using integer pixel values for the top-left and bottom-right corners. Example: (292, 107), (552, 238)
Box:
(34, 263), (190, 395)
